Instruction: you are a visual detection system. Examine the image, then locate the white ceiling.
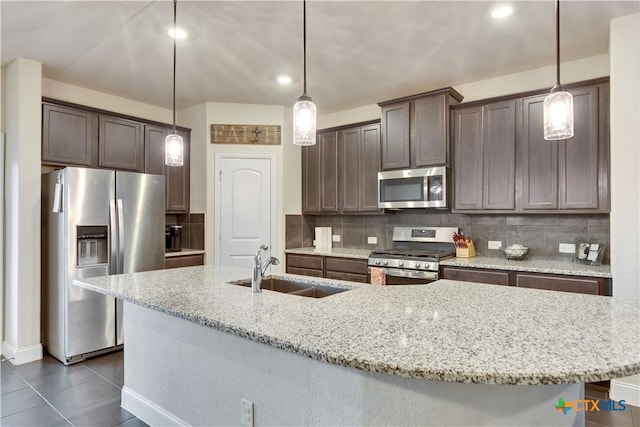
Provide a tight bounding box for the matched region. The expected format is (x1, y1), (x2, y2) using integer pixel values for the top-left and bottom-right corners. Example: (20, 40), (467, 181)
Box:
(2, 1), (638, 115)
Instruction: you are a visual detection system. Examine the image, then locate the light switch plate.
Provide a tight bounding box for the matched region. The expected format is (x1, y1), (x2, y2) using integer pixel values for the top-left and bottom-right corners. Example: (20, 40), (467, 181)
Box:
(559, 243), (576, 254)
(332, 235), (341, 242)
(367, 236), (378, 245)
(488, 241), (502, 250)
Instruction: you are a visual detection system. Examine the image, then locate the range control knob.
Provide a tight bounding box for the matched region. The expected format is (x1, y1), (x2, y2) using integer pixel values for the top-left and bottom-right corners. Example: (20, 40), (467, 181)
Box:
(415, 263), (421, 269)
(383, 260), (388, 266)
(399, 261), (404, 267)
(375, 259), (381, 265)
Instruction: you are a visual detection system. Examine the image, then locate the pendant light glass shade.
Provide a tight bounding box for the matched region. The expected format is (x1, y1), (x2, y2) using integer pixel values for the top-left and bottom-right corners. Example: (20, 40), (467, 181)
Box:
(165, 0), (184, 166)
(543, 0), (573, 141)
(292, 0), (317, 146)
(165, 132), (184, 166)
(543, 89), (574, 140)
(293, 95), (316, 146)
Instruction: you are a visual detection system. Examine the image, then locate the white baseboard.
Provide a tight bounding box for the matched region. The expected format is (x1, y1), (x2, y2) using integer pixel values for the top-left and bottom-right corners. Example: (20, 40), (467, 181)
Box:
(611, 377), (640, 407)
(122, 386), (189, 427)
(2, 342), (42, 365)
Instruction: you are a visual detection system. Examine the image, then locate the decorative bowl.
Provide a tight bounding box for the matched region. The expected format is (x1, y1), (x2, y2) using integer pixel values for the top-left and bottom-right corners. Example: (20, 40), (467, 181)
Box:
(500, 244), (529, 260)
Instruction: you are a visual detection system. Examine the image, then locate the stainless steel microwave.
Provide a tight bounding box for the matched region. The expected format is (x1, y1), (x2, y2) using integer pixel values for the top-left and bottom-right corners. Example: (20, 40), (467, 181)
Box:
(377, 166), (449, 209)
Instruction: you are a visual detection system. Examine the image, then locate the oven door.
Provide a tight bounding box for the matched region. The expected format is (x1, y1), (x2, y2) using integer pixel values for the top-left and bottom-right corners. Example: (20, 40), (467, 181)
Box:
(370, 267), (439, 285)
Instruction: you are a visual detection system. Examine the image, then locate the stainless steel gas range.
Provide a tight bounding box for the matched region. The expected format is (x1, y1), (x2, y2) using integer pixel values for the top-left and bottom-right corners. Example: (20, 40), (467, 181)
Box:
(368, 226), (458, 285)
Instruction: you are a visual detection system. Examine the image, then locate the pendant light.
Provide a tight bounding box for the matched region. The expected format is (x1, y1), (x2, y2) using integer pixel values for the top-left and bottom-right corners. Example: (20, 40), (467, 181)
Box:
(292, 0), (316, 146)
(165, 0), (184, 166)
(543, 0), (574, 141)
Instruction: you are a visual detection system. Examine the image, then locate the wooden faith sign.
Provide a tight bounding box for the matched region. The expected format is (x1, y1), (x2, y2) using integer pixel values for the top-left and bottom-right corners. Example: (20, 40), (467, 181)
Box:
(210, 124), (281, 145)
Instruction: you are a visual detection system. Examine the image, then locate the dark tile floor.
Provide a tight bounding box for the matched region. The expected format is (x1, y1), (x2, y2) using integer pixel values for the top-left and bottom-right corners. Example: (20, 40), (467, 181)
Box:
(1, 351), (147, 427)
(2, 351), (639, 426)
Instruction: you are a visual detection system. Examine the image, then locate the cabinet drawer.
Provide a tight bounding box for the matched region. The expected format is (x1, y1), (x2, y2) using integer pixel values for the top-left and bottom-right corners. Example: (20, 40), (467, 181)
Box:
(165, 254), (204, 269)
(442, 267), (510, 286)
(325, 257), (368, 275)
(515, 273), (600, 295)
(326, 271), (368, 283)
(286, 254), (324, 270)
(287, 267), (324, 278)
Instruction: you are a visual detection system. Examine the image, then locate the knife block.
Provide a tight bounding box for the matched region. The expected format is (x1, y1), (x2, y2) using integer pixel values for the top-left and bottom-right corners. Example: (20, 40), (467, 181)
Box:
(456, 240), (476, 258)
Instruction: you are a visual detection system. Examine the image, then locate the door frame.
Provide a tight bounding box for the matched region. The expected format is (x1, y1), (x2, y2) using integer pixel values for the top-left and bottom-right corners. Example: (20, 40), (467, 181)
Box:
(214, 153), (277, 266)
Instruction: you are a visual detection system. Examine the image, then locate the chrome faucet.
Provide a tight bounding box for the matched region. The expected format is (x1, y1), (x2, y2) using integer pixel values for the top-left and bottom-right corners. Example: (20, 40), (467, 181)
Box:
(251, 244), (280, 293)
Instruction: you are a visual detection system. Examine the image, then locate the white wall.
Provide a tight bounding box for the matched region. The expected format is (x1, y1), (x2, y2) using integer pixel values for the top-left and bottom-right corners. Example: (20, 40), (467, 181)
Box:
(42, 79), (172, 124)
(178, 103), (208, 213)
(203, 102), (299, 266)
(3, 58), (43, 364)
(318, 54), (609, 129)
(609, 12), (640, 405)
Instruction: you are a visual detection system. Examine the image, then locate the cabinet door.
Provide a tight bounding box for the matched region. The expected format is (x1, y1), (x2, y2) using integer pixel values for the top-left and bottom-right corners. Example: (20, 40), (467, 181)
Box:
(558, 86), (599, 209)
(165, 254), (203, 269)
(360, 123), (382, 211)
(412, 95), (447, 167)
(381, 102), (410, 170)
(320, 131), (339, 212)
(42, 103), (98, 166)
(339, 127), (361, 212)
(453, 106), (483, 209)
(166, 129), (190, 213)
(515, 273), (600, 295)
(99, 115), (143, 172)
(144, 125), (167, 176)
(441, 267), (510, 286)
(482, 100), (516, 209)
(302, 142), (321, 213)
(519, 95), (558, 210)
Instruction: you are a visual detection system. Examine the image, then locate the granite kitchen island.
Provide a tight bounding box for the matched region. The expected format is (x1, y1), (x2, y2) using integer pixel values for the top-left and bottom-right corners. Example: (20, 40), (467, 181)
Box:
(74, 265), (640, 426)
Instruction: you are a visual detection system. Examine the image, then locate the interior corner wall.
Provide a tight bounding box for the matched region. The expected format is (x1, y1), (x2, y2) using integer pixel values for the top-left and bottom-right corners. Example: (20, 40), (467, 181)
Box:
(3, 58), (44, 364)
(609, 12), (640, 406)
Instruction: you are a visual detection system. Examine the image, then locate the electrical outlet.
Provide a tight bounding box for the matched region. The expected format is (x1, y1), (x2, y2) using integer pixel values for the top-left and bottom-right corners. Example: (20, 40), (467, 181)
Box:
(559, 243), (576, 254)
(332, 234), (341, 242)
(367, 236), (378, 245)
(241, 399), (254, 427)
(488, 241), (502, 250)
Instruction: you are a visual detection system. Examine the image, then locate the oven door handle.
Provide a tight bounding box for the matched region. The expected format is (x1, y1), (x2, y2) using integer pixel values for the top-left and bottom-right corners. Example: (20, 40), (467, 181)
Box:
(378, 268), (438, 280)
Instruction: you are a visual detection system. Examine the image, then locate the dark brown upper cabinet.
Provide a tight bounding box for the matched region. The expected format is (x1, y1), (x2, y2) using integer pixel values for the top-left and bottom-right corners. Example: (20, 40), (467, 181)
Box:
(452, 78), (609, 214)
(518, 82), (609, 213)
(42, 102), (98, 167)
(303, 121), (381, 214)
(99, 115), (143, 172)
(144, 125), (191, 213)
(302, 130), (339, 213)
(453, 100), (516, 210)
(339, 123), (382, 212)
(379, 88), (463, 170)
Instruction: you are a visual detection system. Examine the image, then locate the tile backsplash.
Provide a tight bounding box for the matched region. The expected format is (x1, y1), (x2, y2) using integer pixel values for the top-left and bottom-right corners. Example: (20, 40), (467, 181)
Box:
(286, 212), (610, 263)
(165, 213), (205, 250)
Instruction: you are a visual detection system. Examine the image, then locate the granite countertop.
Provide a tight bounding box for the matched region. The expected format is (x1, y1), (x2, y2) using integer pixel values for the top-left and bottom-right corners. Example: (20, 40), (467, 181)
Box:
(165, 248), (206, 258)
(73, 265), (640, 386)
(285, 247), (371, 259)
(440, 256), (612, 278)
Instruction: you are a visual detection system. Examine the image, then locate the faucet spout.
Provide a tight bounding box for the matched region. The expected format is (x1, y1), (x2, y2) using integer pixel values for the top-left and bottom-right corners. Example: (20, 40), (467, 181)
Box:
(251, 245), (278, 293)
(261, 256), (280, 276)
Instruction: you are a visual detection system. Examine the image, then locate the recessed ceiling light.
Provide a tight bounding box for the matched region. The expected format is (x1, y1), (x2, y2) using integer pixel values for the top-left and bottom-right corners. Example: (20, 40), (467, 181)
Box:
(277, 75), (292, 85)
(168, 28), (188, 39)
(490, 5), (513, 19)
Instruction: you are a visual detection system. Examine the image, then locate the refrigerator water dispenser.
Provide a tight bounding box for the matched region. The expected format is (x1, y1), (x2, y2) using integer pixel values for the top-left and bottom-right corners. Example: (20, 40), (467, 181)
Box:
(76, 225), (108, 266)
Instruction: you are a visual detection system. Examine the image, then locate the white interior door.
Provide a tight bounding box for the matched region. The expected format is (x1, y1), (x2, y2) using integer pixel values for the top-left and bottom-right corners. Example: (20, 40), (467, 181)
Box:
(215, 154), (275, 268)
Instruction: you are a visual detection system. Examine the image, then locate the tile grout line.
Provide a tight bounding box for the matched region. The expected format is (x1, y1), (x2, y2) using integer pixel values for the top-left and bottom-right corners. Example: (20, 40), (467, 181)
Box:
(5, 362), (76, 427)
(81, 364), (125, 391)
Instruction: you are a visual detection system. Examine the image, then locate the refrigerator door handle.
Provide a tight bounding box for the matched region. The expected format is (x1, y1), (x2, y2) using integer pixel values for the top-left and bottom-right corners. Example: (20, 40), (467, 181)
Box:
(109, 199), (118, 275)
(117, 199), (125, 274)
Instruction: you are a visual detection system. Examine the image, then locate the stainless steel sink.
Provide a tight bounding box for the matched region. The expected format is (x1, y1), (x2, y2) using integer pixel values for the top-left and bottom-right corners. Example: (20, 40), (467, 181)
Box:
(232, 276), (350, 298)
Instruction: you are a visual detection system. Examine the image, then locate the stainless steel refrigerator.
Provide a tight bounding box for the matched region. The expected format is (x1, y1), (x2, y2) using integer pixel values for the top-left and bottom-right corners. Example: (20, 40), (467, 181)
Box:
(42, 167), (165, 365)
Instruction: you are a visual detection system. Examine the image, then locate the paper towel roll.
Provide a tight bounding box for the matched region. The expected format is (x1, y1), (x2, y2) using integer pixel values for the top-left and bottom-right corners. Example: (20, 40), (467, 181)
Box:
(315, 227), (332, 250)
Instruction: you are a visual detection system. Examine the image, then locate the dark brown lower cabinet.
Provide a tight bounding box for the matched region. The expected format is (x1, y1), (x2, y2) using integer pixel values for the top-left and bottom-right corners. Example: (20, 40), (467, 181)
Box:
(286, 254), (368, 283)
(165, 253), (204, 269)
(441, 266), (611, 296)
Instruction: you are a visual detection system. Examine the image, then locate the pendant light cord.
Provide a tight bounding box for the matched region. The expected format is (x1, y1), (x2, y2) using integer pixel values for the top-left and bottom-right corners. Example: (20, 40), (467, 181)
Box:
(302, 0), (308, 97)
(172, 0), (178, 132)
(555, 0), (561, 87)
